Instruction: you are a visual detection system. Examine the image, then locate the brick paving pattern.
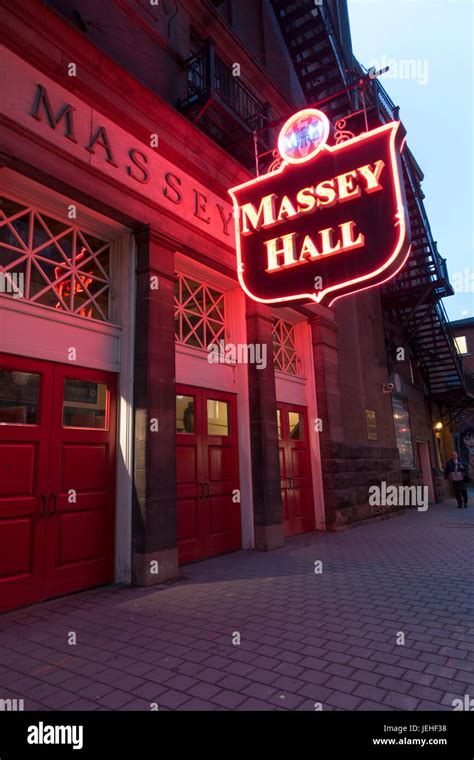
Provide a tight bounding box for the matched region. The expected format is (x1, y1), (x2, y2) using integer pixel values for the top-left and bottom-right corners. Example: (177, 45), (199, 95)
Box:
(0, 500), (473, 711)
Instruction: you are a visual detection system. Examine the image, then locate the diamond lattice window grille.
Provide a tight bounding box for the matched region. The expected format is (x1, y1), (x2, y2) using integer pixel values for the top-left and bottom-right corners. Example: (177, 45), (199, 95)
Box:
(174, 273), (226, 349)
(272, 318), (300, 375)
(0, 197), (111, 321)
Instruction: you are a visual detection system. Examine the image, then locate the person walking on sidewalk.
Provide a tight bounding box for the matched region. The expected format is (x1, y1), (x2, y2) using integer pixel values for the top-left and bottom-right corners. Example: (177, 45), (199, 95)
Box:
(444, 451), (468, 508)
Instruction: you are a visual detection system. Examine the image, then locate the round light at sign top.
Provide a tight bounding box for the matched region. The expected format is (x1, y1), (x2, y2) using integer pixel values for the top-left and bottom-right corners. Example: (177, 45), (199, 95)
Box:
(277, 108), (330, 165)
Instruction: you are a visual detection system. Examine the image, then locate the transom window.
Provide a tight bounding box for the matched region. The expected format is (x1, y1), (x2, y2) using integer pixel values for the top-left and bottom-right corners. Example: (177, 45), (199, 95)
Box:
(0, 197), (111, 321)
(174, 273), (225, 349)
(272, 318), (299, 375)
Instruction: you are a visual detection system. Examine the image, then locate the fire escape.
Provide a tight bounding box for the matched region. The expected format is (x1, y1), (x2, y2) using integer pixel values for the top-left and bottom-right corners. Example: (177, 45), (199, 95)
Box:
(369, 79), (474, 427)
(270, 0), (474, 429)
(270, 0), (356, 120)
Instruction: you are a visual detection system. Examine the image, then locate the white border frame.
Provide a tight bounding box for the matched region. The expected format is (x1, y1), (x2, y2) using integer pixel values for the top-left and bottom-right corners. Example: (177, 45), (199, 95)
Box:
(0, 170), (135, 582)
(113, 234), (135, 584)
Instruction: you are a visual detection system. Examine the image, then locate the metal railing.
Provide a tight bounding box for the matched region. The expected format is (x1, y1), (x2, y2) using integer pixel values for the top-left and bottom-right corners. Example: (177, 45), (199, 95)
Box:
(373, 78), (399, 122)
(180, 44), (268, 132)
(317, 1), (353, 91)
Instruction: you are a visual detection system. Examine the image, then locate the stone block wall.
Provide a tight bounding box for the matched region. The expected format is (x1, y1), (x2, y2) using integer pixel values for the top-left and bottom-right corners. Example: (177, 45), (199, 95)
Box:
(433, 470), (448, 502)
(401, 468), (423, 489)
(322, 442), (403, 529)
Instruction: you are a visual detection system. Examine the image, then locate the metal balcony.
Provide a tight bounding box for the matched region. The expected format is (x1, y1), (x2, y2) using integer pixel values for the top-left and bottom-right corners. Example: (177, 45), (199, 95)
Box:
(178, 44), (270, 168)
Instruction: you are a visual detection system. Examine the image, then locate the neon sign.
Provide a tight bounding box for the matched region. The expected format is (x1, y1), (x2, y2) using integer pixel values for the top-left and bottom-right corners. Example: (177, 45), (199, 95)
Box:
(278, 108), (330, 164)
(229, 109), (411, 307)
(55, 247), (94, 318)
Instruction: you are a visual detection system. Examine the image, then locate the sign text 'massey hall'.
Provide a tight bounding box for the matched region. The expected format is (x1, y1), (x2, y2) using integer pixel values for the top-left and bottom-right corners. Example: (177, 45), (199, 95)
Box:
(240, 158), (385, 271)
(229, 109), (411, 307)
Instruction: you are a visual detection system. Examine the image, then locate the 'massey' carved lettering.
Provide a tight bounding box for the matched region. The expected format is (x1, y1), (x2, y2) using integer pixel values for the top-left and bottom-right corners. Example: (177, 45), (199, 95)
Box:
(27, 83), (234, 239)
(30, 84), (77, 143)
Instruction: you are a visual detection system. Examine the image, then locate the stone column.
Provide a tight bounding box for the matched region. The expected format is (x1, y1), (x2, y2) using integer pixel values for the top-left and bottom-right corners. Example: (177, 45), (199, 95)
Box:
(309, 312), (344, 454)
(132, 225), (178, 584)
(245, 297), (284, 550)
(309, 311), (344, 525)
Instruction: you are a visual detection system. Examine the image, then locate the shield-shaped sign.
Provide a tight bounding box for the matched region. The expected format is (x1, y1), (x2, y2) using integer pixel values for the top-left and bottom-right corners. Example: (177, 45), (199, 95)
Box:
(229, 110), (411, 307)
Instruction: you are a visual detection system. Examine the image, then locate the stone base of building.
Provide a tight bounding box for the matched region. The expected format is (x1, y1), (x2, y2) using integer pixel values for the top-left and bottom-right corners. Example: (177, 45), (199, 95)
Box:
(328, 502), (406, 531)
(132, 548), (178, 586)
(433, 470), (449, 502)
(323, 442), (403, 529)
(401, 467), (423, 488)
(254, 523), (285, 551)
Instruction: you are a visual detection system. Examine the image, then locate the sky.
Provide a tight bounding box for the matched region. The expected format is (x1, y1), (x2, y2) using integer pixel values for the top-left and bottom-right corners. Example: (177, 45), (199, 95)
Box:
(348, 0), (474, 321)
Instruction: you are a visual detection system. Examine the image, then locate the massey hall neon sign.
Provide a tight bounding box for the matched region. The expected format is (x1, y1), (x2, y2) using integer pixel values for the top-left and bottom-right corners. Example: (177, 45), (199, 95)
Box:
(229, 109), (411, 307)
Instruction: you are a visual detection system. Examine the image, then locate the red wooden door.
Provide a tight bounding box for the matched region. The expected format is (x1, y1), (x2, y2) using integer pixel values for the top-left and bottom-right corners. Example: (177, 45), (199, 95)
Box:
(205, 389), (241, 558)
(0, 354), (53, 610)
(45, 363), (116, 598)
(278, 403), (315, 537)
(0, 353), (116, 611)
(176, 387), (203, 564)
(176, 386), (241, 564)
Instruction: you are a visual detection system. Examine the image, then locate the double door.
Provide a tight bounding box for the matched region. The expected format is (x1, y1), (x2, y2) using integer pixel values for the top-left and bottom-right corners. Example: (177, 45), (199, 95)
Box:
(278, 403), (315, 537)
(176, 385), (241, 564)
(0, 353), (116, 611)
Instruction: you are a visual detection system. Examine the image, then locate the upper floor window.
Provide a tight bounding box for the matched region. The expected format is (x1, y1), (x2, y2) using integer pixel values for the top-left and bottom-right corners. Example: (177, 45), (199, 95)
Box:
(392, 396), (415, 469)
(0, 197), (110, 321)
(454, 336), (468, 355)
(174, 272), (226, 349)
(272, 318), (300, 375)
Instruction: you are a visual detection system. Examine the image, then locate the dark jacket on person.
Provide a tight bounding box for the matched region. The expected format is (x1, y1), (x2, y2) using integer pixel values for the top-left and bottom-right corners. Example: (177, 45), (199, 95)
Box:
(444, 458), (467, 479)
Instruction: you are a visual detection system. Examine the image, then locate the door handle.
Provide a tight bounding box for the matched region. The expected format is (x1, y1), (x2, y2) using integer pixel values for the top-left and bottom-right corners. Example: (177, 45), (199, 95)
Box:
(287, 476), (292, 490)
(39, 494), (47, 517)
(198, 482), (203, 499)
(49, 493), (57, 516)
(204, 482), (210, 498)
(289, 476), (294, 490)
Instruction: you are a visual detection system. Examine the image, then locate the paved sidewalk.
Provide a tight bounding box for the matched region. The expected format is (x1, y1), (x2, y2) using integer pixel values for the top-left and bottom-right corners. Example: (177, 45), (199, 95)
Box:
(1, 500), (473, 711)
